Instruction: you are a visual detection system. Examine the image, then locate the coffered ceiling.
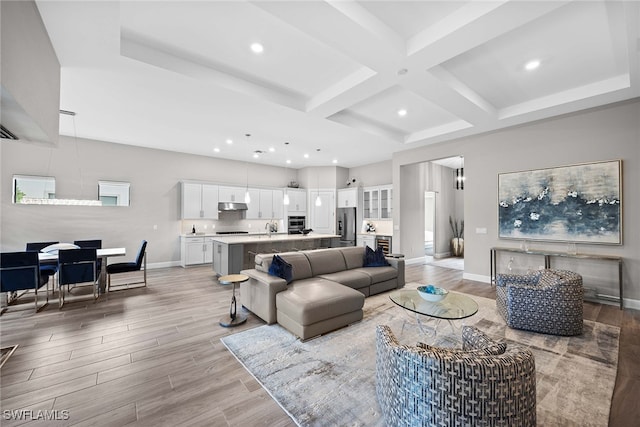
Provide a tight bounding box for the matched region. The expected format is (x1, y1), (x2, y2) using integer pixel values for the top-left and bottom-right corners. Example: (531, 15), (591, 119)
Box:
(36, 1), (639, 168)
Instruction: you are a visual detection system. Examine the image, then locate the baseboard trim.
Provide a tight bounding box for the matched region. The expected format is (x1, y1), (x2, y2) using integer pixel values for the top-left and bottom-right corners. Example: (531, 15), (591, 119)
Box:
(147, 261), (181, 269)
(463, 273), (491, 284)
(405, 256), (427, 265)
(622, 297), (640, 310)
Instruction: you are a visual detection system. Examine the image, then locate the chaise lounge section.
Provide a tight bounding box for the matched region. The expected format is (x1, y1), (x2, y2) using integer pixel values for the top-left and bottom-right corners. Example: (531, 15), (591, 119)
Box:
(240, 246), (405, 340)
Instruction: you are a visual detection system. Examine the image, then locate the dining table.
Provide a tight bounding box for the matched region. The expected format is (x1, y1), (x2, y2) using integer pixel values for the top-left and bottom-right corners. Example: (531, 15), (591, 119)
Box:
(39, 247), (126, 294)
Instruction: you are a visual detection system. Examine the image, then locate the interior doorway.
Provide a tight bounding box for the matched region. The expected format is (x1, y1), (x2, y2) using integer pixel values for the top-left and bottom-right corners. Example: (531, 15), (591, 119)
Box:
(424, 191), (436, 256)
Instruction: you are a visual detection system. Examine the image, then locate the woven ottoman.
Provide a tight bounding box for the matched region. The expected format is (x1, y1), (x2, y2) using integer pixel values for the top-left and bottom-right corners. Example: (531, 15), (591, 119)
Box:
(276, 279), (365, 340)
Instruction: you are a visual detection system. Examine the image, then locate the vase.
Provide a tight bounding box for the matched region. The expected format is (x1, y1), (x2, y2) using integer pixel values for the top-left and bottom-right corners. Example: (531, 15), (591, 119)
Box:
(451, 238), (464, 257)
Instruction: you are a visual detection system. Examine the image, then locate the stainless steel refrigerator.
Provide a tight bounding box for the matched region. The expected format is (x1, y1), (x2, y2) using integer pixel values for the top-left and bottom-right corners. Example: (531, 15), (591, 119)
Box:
(337, 207), (357, 246)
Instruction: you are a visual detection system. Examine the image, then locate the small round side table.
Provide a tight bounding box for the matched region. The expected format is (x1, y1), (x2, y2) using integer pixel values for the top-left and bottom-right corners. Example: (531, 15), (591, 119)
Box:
(218, 274), (249, 327)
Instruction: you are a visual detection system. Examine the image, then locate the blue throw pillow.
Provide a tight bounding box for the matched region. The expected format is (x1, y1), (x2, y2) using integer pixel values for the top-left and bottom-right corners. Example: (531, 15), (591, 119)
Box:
(268, 254), (293, 284)
(363, 246), (390, 267)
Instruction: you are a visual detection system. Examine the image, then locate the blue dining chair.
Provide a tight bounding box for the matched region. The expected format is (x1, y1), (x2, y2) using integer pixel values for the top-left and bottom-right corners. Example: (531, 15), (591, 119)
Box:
(1, 251), (50, 313)
(57, 248), (98, 309)
(106, 240), (147, 292)
(73, 239), (103, 276)
(26, 241), (59, 281)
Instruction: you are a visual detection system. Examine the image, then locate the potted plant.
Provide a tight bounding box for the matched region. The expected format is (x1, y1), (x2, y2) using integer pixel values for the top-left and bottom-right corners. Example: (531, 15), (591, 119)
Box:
(449, 216), (464, 257)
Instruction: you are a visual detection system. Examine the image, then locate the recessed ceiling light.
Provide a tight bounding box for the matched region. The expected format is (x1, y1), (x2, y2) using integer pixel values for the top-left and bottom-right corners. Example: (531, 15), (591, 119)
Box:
(213, 147), (220, 153)
(525, 59), (540, 71)
(253, 153), (259, 159)
(268, 147), (275, 153)
(286, 159), (291, 164)
(332, 159), (338, 164)
(397, 109), (407, 117)
(226, 139), (233, 145)
(250, 43), (264, 54)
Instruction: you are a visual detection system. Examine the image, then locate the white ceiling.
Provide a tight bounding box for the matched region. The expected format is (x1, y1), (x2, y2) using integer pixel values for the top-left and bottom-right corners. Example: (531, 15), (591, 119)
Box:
(36, 1), (640, 169)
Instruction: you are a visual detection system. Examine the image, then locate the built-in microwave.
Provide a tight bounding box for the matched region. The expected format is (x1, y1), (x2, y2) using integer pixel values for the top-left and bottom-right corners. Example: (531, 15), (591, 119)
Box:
(288, 216), (306, 234)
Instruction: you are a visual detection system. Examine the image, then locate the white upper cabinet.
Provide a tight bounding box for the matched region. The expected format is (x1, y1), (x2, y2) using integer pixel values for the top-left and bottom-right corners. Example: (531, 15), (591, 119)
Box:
(285, 188), (307, 214)
(181, 182), (219, 219)
(380, 185), (392, 219)
(272, 189), (284, 219)
(363, 185), (392, 219)
(337, 188), (358, 208)
(218, 186), (246, 203)
(246, 188), (285, 219)
(245, 188), (261, 219)
(363, 188), (379, 219)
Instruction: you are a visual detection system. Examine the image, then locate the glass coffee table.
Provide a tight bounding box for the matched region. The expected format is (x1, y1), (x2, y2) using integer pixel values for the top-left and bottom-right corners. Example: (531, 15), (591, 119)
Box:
(389, 289), (478, 340)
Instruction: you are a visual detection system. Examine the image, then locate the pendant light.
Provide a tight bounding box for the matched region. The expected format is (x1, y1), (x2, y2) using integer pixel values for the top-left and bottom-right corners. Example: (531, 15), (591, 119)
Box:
(454, 155), (464, 190)
(32, 111), (102, 206)
(283, 142), (290, 205)
(315, 171), (322, 207)
(244, 133), (251, 204)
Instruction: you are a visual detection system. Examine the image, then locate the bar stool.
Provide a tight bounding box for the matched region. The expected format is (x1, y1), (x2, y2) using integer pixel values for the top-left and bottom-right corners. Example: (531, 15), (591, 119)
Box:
(218, 274), (249, 327)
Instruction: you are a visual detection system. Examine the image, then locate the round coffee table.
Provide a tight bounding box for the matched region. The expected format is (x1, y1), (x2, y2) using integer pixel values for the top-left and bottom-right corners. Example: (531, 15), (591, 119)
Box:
(389, 288), (478, 340)
(218, 274), (249, 327)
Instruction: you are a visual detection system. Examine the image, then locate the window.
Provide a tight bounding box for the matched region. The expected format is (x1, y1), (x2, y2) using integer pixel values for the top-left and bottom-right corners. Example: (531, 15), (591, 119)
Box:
(98, 181), (130, 206)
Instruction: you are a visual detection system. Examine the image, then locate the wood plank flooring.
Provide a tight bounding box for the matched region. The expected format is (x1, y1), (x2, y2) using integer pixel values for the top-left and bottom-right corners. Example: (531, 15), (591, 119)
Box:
(0, 263), (637, 426)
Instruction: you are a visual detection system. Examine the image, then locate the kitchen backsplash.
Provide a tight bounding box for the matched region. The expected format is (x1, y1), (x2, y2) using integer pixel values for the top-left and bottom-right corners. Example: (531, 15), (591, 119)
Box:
(182, 217), (285, 235)
(361, 219), (393, 235)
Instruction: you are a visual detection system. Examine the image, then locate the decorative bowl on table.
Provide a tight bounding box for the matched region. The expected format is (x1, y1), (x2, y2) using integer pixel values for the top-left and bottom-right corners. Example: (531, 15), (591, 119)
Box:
(417, 285), (448, 302)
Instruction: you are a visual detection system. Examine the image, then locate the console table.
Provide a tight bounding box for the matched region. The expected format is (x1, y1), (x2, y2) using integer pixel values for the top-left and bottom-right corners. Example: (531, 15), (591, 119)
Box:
(490, 247), (623, 309)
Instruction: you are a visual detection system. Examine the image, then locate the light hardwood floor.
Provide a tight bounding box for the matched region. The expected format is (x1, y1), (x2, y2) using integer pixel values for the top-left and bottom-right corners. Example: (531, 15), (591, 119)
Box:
(0, 263), (637, 426)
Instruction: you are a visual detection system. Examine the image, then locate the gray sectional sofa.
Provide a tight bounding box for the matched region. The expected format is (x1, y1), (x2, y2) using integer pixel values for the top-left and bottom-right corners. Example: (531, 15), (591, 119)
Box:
(240, 246), (405, 340)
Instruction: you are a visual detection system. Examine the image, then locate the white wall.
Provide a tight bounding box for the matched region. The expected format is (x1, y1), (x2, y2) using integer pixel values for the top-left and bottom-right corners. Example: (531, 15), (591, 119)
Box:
(347, 160), (392, 188)
(393, 99), (640, 302)
(1, 0), (60, 144)
(0, 136), (295, 265)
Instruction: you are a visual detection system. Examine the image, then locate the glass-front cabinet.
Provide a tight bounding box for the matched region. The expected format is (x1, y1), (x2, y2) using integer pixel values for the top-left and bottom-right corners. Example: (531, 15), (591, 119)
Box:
(363, 185), (392, 219)
(363, 188), (379, 219)
(380, 186), (392, 219)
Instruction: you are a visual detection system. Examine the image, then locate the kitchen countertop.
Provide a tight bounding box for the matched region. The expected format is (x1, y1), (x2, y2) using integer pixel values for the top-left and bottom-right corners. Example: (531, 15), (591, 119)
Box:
(181, 232), (287, 238)
(208, 233), (341, 244)
(357, 232), (392, 236)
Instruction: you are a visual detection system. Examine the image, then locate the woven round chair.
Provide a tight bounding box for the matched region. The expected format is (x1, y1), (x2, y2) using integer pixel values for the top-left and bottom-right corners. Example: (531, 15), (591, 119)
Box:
(376, 325), (536, 427)
(496, 269), (583, 336)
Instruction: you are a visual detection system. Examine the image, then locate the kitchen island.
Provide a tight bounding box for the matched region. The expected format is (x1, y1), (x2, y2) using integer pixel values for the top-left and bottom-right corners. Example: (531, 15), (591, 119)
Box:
(210, 233), (341, 276)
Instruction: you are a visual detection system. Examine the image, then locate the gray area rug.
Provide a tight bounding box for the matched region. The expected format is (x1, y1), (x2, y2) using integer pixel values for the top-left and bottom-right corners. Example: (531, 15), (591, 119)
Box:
(221, 285), (619, 427)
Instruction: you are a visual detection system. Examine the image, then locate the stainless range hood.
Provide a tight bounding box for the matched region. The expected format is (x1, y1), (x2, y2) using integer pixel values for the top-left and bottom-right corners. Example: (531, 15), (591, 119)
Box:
(218, 202), (248, 211)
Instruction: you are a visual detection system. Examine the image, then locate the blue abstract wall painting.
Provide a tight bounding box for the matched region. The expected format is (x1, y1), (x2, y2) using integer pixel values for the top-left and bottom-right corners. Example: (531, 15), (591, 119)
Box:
(498, 160), (622, 244)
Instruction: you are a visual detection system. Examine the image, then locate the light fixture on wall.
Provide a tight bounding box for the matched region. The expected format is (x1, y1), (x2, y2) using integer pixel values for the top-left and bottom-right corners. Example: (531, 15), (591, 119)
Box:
(454, 156), (464, 190)
(283, 142), (290, 205)
(244, 133), (251, 204)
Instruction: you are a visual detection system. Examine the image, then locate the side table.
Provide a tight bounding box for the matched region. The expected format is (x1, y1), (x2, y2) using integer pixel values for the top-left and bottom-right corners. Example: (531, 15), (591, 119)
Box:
(218, 274), (249, 327)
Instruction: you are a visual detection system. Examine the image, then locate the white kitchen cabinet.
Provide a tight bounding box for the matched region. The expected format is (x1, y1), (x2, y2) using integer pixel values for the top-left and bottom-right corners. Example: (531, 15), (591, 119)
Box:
(357, 234), (376, 250)
(380, 185), (392, 219)
(218, 185), (246, 203)
(181, 236), (214, 267)
(212, 242), (244, 276)
(248, 188), (283, 219)
(363, 185), (392, 219)
(245, 188), (261, 219)
(246, 188), (284, 219)
(272, 189), (284, 219)
(337, 188), (358, 208)
(181, 182), (219, 219)
(285, 188), (307, 214)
